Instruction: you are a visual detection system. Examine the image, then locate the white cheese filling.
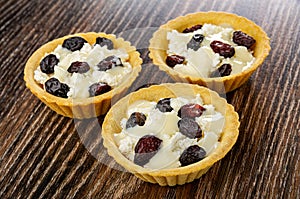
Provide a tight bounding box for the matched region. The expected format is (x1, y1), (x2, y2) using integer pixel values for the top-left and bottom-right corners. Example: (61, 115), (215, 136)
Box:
(34, 43), (132, 99)
(114, 95), (225, 170)
(167, 23), (255, 78)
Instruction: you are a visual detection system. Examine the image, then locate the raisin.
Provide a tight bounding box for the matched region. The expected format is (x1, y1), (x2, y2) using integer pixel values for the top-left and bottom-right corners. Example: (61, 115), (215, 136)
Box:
(134, 135), (162, 166)
(62, 36), (87, 51)
(45, 78), (69, 98)
(95, 37), (114, 50)
(40, 54), (59, 74)
(126, 112), (146, 129)
(97, 55), (123, 71)
(178, 118), (202, 138)
(67, 61), (90, 74)
(156, 98), (173, 112)
(210, 40), (235, 58)
(182, 24), (202, 33)
(233, 31), (256, 49)
(179, 145), (206, 166)
(210, 63), (232, 77)
(187, 34), (204, 51)
(166, 55), (185, 68)
(88, 82), (111, 97)
(178, 103), (206, 118)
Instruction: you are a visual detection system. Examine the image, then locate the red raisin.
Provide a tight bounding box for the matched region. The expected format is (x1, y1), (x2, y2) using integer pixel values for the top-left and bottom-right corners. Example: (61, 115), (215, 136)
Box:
(210, 40), (235, 58)
(182, 24), (203, 33)
(88, 82), (111, 97)
(134, 135), (162, 166)
(62, 36), (87, 51)
(179, 145), (206, 166)
(126, 112), (146, 129)
(95, 37), (114, 50)
(187, 34), (204, 51)
(40, 54), (59, 74)
(210, 63), (232, 77)
(67, 61), (90, 74)
(178, 118), (202, 139)
(233, 31), (256, 49)
(97, 55), (123, 71)
(178, 103), (206, 118)
(45, 77), (69, 98)
(166, 55), (185, 68)
(156, 98), (173, 113)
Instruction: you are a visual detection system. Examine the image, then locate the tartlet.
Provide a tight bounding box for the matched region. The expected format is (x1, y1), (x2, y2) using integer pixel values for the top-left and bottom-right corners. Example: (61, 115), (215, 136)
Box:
(24, 32), (142, 118)
(102, 83), (239, 186)
(149, 12), (271, 93)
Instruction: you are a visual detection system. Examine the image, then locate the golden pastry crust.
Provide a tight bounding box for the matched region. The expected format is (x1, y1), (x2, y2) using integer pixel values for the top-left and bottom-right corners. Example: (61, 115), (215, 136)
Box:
(102, 83), (239, 186)
(24, 32), (142, 118)
(149, 11), (271, 93)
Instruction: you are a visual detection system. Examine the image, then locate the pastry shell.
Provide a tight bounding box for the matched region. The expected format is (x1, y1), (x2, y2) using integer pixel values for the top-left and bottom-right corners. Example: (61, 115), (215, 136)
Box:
(24, 32), (142, 118)
(149, 12), (271, 93)
(102, 83), (239, 186)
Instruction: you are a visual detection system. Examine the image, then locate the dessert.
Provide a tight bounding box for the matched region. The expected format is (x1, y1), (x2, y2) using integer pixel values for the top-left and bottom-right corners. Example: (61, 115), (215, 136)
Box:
(149, 12), (271, 93)
(102, 83), (239, 186)
(114, 94), (224, 170)
(165, 24), (256, 78)
(24, 32), (142, 118)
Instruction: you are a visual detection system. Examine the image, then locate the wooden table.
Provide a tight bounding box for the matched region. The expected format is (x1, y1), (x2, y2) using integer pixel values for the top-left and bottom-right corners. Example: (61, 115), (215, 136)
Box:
(1, 0), (299, 198)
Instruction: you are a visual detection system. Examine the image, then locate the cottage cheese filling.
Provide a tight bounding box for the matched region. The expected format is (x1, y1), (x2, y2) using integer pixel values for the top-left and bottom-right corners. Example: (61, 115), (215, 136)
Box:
(114, 95), (225, 170)
(167, 23), (255, 78)
(34, 43), (132, 98)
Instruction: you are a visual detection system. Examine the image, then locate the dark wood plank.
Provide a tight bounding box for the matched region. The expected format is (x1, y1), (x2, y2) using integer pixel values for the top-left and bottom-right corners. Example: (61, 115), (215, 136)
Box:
(0, 0), (299, 198)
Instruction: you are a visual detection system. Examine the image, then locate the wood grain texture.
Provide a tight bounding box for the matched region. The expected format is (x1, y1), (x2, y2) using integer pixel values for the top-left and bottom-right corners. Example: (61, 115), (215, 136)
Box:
(0, 0), (299, 198)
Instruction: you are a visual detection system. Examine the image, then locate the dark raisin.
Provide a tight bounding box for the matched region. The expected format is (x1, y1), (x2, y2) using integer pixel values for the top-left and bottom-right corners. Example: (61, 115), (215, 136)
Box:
(179, 145), (206, 166)
(233, 31), (256, 49)
(178, 118), (202, 138)
(97, 55), (123, 71)
(45, 77), (69, 98)
(95, 37), (114, 50)
(88, 82), (111, 97)
(187, 34), (204, 51)
(134, 135), (162, 166)
(210, 40), (235, 58)
(40, 54), (59, 74)
(193, 34), (205, 42)
(156, 98), (173, 113)
(126, 112), (146, 129)
(62, 36), (87, 51)
(178, 103), (206, 118)
(166, 55), (185, 68)
(210, 63), (232, 77)
(67, 61), (90, 74)
(182, 24), (202, 33)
